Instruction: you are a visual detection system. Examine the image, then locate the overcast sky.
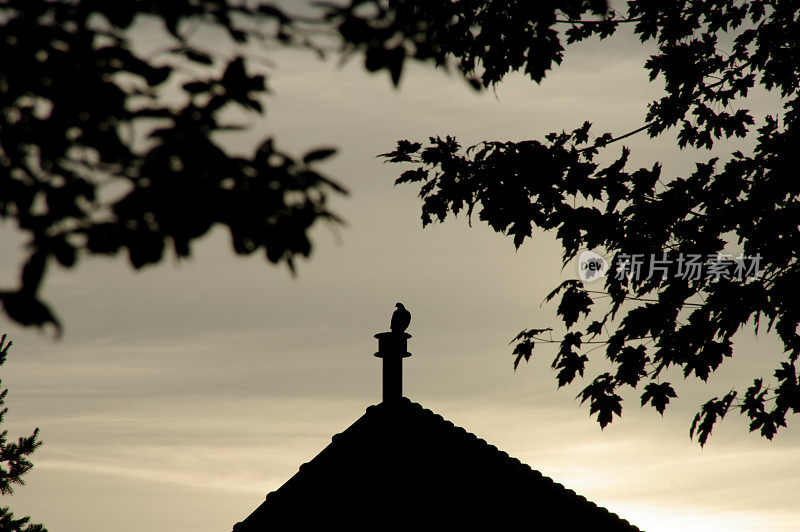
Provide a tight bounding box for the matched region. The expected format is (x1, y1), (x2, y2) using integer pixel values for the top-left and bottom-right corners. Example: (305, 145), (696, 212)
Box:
(2, 8), (799, 532)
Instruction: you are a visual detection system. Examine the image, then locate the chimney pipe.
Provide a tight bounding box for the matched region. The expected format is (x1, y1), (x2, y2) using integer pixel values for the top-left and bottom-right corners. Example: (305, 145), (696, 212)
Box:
(373, 332), (411, 403)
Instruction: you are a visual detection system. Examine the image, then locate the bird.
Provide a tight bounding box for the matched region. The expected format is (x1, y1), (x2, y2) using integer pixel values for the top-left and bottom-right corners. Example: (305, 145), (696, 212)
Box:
(390, 302), (411, 334)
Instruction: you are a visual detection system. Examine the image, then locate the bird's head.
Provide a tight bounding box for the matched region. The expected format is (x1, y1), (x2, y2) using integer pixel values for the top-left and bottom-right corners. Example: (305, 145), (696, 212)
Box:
(395, 302), (404, 309)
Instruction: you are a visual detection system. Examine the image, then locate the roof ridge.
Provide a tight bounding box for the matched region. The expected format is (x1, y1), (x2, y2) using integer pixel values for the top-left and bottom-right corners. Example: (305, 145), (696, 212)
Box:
(363, 399), (640, 529)
(235, 399), (643, 531)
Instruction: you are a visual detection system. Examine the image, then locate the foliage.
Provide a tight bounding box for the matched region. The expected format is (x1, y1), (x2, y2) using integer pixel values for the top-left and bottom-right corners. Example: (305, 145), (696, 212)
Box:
(2, 0), (797, 444)
(0, 0), (631, 320)
(0, 334), (44, 531)
(322, 0), (608, 88)
(0, 0), (612, 332)
(380, 0), (800, 444)
(0, 0), (347, 332)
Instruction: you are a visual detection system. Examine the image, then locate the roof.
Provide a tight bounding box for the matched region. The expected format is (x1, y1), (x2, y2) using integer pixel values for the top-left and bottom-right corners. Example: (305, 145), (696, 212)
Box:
(233, 398), (643, 531)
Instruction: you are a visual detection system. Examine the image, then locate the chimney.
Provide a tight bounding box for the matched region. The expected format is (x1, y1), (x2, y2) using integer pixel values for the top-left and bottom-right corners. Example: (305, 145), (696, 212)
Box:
(373, 331), (411, 403)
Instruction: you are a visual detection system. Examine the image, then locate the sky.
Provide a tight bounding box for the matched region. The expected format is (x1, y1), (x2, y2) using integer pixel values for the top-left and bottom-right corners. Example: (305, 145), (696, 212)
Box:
(2, 6), (799, 532)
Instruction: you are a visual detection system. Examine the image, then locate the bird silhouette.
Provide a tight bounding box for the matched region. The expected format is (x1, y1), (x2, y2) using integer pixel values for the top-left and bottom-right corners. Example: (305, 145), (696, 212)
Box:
(391, 303), (411, 334)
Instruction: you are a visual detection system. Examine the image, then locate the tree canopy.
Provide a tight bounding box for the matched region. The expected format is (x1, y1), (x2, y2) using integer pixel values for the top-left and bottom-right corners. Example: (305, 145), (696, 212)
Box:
(1, 0), (798, 444)
(0, 334), (44, 532)
(1, 0), (606, 331)
(0, 0), (348, 333)
(380, 0), (800, 444)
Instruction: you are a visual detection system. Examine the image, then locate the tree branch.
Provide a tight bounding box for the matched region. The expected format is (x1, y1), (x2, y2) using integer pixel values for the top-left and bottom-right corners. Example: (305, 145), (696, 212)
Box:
(577, 122), (653, 152)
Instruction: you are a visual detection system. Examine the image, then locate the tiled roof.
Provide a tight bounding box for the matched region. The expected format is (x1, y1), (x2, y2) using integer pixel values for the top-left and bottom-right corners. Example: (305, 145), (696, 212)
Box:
(234, 398), (643, 531)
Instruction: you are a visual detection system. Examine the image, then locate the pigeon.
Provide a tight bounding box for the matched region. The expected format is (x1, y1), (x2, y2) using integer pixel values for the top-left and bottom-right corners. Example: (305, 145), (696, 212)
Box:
(390, 302), (411, 334)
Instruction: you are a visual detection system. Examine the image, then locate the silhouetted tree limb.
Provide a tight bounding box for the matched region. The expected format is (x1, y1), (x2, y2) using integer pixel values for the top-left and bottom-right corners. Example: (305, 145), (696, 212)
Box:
(0, 1), (348, 332)
(0, 0), (622, 330)
(4, 0), (797, 444)
(381, 0), (800, 444)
